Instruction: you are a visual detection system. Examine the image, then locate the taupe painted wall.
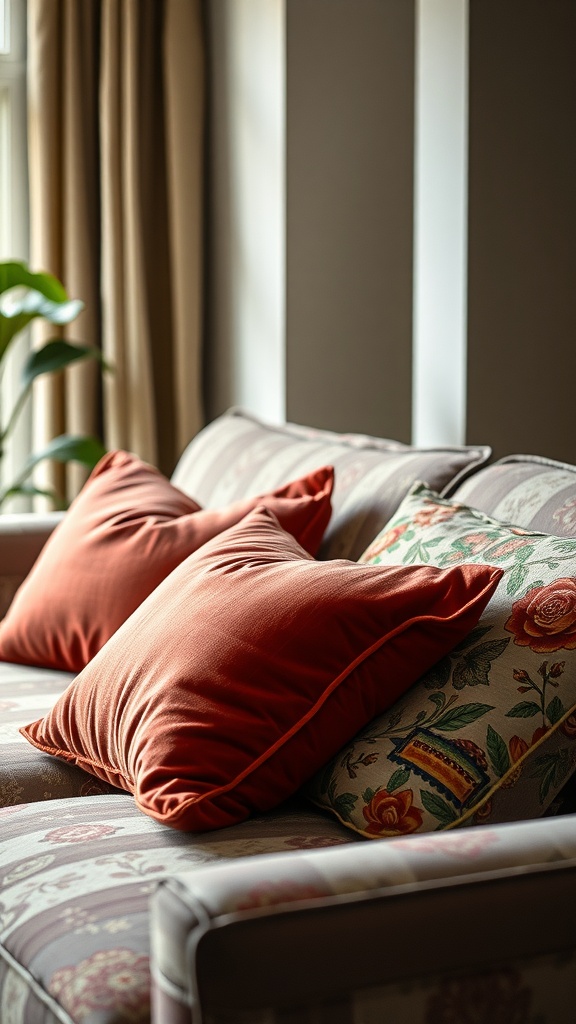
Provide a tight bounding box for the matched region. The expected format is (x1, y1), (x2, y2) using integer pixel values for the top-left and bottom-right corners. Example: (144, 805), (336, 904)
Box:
(204, 0), (415, 440)
(204, 1), (576, 462)
(467, 0), (576, 462)
(203, 0), (286, 426)
(285, 0), (414, 440)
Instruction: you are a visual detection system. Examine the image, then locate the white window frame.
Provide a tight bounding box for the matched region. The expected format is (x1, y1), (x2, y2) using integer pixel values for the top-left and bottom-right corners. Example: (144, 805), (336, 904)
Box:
(0, 0), (31, 509)
(0, 0), (27, 260)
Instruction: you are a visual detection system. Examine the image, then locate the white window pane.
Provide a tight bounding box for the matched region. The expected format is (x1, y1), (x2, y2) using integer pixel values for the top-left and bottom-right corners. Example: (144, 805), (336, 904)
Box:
(0, 87), (9, 256)
(0, 0), (30, 510)
(0, 0), (9, 57)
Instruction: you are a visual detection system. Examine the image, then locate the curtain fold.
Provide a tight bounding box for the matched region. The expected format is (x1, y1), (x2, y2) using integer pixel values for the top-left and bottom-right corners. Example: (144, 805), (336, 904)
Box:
(27, 0), (204, 499)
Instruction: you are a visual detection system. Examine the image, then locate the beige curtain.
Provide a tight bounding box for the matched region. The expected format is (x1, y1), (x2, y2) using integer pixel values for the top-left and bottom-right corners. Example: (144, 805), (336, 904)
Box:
(27, 0), (204, 500)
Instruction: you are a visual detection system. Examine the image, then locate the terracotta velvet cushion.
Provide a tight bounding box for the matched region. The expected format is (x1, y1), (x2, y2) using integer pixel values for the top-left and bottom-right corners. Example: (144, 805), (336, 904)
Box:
(0, 451), (334, 673)
(21, 507), (502, 832)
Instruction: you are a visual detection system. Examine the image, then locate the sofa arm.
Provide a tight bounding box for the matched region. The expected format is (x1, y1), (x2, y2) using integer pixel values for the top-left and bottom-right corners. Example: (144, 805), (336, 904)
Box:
(151, 815), (576, 1024)
(0, 512), (63, 617)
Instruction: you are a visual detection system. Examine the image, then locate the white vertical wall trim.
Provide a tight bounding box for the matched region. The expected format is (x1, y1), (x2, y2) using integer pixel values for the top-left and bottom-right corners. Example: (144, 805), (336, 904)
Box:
(412, 0), (468, 446)
(226, 0), (286, 424)
(0, 0), (30, 509)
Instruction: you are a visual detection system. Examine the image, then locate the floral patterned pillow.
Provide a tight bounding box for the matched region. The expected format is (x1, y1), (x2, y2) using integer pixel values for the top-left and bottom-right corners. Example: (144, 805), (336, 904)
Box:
(306, 483), (576, 838)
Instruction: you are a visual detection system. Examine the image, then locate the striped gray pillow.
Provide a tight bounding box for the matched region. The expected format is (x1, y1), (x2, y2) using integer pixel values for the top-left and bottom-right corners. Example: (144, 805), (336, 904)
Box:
(172, 408), (491, 561)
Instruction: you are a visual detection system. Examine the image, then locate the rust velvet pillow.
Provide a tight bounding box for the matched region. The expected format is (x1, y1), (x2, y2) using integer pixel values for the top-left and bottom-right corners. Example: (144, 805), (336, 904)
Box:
(21, 507), (502, 832)
(0, 451), (333, 672)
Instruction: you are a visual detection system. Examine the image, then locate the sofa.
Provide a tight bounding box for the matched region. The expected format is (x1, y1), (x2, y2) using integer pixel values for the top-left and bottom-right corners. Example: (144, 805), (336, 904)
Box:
(1, 406), (575, 1024)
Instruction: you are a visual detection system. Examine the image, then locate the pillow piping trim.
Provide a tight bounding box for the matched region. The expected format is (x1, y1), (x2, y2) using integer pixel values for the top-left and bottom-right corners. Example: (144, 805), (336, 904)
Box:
(20, 603), (500, 826)
(308, 696), (576, 840)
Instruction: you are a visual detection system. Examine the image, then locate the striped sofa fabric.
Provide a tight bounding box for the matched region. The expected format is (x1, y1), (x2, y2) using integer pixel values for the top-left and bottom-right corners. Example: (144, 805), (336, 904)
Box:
(172, 408), (491, 561)
(451, 453), (576, 535)
(2, 410), (576, 1023)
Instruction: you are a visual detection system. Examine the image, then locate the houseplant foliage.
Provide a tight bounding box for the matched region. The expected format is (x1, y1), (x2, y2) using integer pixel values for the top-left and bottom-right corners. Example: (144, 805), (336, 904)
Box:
(0, 260), (107, 508)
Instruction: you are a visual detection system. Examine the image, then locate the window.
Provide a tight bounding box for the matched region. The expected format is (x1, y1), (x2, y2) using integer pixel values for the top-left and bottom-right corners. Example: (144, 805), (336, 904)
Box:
(0, 0), (28, 261)
(0, 0), (30, 507)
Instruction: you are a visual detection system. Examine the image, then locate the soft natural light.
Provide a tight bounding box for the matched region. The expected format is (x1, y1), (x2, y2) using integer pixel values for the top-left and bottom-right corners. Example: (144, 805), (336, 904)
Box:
(413, 0), (469, 447)
(0, 0), (27, 262)
(225, 0), (286, 426)
(0, 87), (9, 236)
(0, 0), (9, 57)
(0, 0), (31, 507)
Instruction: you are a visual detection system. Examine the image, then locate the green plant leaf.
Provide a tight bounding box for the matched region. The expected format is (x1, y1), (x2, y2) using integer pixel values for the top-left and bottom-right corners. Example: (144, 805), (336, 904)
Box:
(333, 792), (358, 822)
(420, 789), (458, 825)
(506, 701), (541, 719)
(21, 339), (106, 390)
(434, 703), (494, 731)
(529, 751), (572, 805)
(515, 544), (535, 562)
(423, 655), (452, 690)
(452, 637), (510, 690)
(506, 564), (529, 596)
(0, 482), (63, 507)
(387, 709), (403, 729)
(546, 696), (566, 726)
(486, 724), (511, 778)
(0, 261), (68, 299)
(427, 692), (447, 712)
(24, 434), (105, 470)
(0, 434), (106, 507)
(0, 263), (83, 359)
(452, 624), (494, 653)
(552, 541), (576, 554)
(405, 541), (430, 564)
(386, 769), (411, 793)
(362, 787), (377, 803)
(0, 339), (108, 447)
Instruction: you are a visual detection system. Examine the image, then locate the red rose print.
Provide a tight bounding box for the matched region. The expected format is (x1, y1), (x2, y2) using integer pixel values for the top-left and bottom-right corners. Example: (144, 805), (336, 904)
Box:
(42, 824), (119, 844)
(473, 798), (493, 824)
(361, 523), (407, 561)
(562, 712), (576, 738)
(530, 725), (548, 745)
(362, 788), (423, 837)
(463, 532), (494, 553)
(392, 830), (498, 858)
(509, 735), (529, 764)
(444, 533), (493, 563)
(485, 538), (532, 559)
(237, 880), (329, 910)
(509, 727), (546, 762)
(50, 948), (149, 1020)
(425, 969), (532, 1023)
(413, 503), (459, 528)
(505, 578), (576, 653)
(553, 497), (576, 536)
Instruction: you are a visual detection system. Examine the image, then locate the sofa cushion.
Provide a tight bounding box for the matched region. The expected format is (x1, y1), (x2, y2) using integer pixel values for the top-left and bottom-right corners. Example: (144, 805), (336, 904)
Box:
(0, 450), (333, 673)
(0, 794), (355, 1024)
(171, 407), (492, 561)
(449, 454), (576, 537)
(0, 662), (119, 807)
(21, 507), (500, 832)
(307, 483), (576, 837)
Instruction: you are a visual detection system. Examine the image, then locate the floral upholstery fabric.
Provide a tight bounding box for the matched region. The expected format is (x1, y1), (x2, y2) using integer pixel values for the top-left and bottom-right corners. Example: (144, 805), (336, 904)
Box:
(0, 794), (355, 1024)
(151, 814), (576, 1024)
(307, 484), (576, 837)
(451, 453), (576, 535)
(0, 662), (120, 806)
(171, 408), (491, 561)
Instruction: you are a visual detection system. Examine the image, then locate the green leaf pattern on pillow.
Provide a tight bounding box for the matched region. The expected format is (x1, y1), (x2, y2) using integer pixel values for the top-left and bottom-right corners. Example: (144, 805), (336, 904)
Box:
(306, 483), (576, 838)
